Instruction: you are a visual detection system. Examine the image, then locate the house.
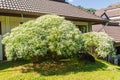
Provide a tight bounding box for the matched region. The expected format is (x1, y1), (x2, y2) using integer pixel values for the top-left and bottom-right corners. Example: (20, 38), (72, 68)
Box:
(92, 24), (120, 65)
(95, 4), (120, 23)
(93, 4), (120, 65)
(94, 3), (120, 47)
(0, 0), (107, 60)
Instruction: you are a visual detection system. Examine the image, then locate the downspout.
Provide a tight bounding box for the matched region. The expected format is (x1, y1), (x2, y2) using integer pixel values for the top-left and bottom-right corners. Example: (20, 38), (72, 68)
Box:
(20, 14), (24, 24)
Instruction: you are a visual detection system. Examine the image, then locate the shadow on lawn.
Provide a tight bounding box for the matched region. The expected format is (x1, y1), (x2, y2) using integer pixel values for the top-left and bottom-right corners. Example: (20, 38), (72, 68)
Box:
(0, 59), (29, 70)
(1, 59), (119, 76)
(21, 59), (110, 76)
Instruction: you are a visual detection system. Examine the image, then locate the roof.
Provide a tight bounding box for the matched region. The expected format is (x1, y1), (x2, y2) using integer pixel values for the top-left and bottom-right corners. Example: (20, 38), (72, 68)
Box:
(92, 24), (120, 43)
(108, 21), (119, 26)
(95, 4), (120, 18)
(106, 3), (120, 10)
(95, 8), (106, 17)
(106, 9), (120, 18)
(0, 0), (106, 23)
(92, 24), (106, 32)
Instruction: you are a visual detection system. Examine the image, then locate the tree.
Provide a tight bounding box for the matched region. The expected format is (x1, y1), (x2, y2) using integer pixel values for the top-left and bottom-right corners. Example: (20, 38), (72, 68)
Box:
(78, 6), (96, 13)
(86, 8), (96, 13)
(2, 15), (82, 61)
(82, 32), (115, 58)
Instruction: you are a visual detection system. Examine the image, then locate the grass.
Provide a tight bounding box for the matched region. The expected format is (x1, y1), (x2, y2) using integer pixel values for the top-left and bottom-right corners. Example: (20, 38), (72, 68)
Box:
(0, 59), (120, 80)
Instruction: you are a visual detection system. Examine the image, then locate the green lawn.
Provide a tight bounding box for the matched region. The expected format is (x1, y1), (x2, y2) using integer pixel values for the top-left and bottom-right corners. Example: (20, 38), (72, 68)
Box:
(0, 59), (120, 80)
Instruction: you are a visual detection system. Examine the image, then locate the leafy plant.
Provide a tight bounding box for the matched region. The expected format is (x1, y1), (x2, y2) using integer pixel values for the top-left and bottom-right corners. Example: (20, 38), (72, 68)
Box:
(2, 15), (82, 61)
(82, 32), (115, 57)
(78, 6), (96, 13)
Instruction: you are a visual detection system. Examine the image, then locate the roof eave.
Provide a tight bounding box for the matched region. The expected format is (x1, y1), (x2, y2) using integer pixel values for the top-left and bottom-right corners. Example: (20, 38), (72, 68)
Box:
(0, 9), (108, 24)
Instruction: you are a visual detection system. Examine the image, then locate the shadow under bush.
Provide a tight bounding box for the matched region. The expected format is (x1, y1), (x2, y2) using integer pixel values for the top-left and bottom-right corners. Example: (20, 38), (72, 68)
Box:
(0, 59), (29, 70)
(21, 59), (108, 76)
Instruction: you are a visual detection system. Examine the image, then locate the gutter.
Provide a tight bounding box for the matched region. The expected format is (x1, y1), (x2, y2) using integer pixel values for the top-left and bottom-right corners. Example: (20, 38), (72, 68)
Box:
(0, 9), (108, 24)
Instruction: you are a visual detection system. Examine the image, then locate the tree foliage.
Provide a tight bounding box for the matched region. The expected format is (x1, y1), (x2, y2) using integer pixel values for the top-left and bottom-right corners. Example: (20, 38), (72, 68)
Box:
(82, 32), (115, 57)
(2, 15), (82, 60)
(78, 6), (96, 13)
(86, 8), (96, 13)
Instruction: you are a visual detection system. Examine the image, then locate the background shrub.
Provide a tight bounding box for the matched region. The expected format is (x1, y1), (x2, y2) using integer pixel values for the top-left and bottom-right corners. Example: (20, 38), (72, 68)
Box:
(82, 32), (115, 58)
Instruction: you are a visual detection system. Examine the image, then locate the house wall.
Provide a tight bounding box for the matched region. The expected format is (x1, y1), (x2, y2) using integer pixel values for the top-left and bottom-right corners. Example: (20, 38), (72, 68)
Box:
(0, 16), (33, 60)
(0, 16), (33, 35)
(73, 21), (88, 25)
(73, 21), (92, 32)
(0, 16), (91, 35)
(0, 16), (91, 60)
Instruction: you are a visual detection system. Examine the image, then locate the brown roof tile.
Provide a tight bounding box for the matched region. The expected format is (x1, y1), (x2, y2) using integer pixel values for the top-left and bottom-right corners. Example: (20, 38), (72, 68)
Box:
(95, 8), (106, 17)
(92, 24), (120, 43)
(95, 5), (120, 18)
(106, 10), (120, 18)
(0, 0), (106, 22)
(92, 24), (106, 32)
(106, 4), (120, 10)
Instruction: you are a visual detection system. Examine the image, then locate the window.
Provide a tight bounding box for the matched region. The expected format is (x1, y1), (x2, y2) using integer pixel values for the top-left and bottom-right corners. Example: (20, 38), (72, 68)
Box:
(76, 25), (88, 33)
(101, 13), (109, 20)
(20, 22), (24, 24)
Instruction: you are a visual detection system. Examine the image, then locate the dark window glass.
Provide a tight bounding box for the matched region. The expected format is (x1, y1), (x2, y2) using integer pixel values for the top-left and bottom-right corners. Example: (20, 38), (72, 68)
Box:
(20, 22), (23, 24)
(76, 25), (87, 33)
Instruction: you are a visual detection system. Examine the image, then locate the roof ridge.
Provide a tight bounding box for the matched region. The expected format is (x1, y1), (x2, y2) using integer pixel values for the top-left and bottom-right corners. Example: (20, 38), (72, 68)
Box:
(0, 0), (106, 22)
(105, 5), (120, 10)
(48, 0), (68, 4)
(67, 3), (105, 20)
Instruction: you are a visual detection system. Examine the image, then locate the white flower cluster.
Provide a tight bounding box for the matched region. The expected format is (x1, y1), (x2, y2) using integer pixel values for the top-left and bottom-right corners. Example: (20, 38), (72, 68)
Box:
(82, 32), (115, 57)
(2, 15), (82, 60)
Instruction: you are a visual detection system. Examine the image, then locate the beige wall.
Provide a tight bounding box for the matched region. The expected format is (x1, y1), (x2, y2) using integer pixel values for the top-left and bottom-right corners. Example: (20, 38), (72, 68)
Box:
(73, 21), (92, 32)
(0, 16), (33, 35)
(0, 16), (33, 60)
(0, 16), (91, 35)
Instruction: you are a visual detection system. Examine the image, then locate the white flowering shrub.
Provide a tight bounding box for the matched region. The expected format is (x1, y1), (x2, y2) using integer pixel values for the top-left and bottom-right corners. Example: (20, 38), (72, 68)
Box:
(82, 32), (115, 57)
(2, 15), (82, 60)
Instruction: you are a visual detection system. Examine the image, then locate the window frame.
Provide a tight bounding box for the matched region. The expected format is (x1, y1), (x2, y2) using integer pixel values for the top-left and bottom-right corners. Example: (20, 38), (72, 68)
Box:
(76, 25), (88, 33)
